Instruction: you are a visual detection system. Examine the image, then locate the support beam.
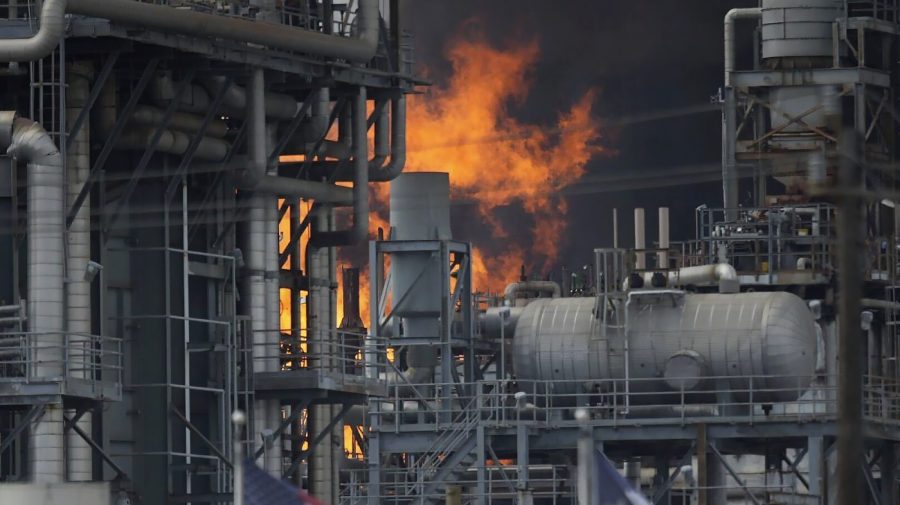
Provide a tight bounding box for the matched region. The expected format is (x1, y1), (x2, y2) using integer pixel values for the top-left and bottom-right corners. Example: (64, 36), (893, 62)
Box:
(284, 403), (352, 478)
(164, 75), (234, 202)
(67, 58), (160, 229)
(170, 406), (232, 470)
(62, 413), (129, 481)
(0, 403), (46, 457)
(103, 67), (198, 235)
(709, 443), (762, 505)
(65, 49), (120, 151)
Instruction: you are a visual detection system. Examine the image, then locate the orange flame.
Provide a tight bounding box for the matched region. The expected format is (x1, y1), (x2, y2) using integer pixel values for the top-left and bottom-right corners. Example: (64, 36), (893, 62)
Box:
(403, 31), (604, 291)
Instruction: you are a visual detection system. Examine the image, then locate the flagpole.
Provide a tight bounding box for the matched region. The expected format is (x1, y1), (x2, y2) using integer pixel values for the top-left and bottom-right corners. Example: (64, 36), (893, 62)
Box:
(233, 410), (246, 505)
(575, 408), (593, 505)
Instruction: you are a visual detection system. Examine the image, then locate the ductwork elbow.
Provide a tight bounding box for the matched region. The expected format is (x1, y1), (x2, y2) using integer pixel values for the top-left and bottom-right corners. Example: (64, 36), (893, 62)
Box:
(0, 0), (67, 62)
(7, 117), (62, 166)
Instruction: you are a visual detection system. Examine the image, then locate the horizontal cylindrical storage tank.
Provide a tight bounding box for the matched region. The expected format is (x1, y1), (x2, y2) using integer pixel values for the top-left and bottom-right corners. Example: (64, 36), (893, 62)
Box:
(761, 0), (841, 61)
(511, 291), (817, 403)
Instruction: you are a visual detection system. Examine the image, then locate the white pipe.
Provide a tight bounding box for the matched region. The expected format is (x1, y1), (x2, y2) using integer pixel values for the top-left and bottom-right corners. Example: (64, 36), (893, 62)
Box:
(503, 281), (561, 306)
(245, 68), (281, 477)
(0, 0), (66, 62)
(634, 208), (646, 270)
(668, 264), (739, 294)
(724, 8), (762, 87)
(65, 62), (93, 483)
(0, 111), (65, 482)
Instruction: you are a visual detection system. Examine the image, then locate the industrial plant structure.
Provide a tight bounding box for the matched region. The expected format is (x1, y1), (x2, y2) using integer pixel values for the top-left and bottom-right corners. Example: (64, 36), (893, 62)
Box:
(0, 1), (897, 505)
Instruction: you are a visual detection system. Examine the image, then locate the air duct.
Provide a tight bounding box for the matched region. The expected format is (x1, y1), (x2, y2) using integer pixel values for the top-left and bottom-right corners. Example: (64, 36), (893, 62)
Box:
(0, 0), (381, 63)
(0, 111), (65, 482)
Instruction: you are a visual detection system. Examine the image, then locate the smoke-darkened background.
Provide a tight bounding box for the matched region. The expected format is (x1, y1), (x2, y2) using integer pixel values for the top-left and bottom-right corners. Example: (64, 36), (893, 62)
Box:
(401, 0), (757, 277)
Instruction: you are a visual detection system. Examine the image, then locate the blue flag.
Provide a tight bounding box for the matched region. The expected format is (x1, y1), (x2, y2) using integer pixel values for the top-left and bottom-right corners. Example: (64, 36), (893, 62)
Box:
(243, 459), (325, 505)
(593, 451), (652, 505)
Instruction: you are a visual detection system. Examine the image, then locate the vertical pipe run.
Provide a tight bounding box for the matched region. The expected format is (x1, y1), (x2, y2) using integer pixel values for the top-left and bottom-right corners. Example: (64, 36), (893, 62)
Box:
(245, 68), (281, 476)
(65, 61), (93, 482)
(836, 129), (865, 505)
(658, 207), (669, 269)
(634, 208), (646, 270)
(612, 208), (618, 249)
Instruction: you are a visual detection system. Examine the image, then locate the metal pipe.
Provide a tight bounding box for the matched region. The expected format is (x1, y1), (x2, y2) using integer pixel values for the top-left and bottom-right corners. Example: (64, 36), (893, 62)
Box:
(201, 76), (298, 121)
(0, 0), (66, 62)
(658, 207), (669, 268)
(310, 87), (368, 247)
(0, 111), (65, 482)
(308, 95), (407, 182)
(96, 75), (229, 161)
(65, 61), (93, 483)
(244, 68), (281, 477)
(634, 208), (646, 270)
(238, 161), (353, 204)
(71, 0), (380, 62)
(503, 281), (561, 306)
(0, 0), (381, 63)
(724, 8), (762, 87)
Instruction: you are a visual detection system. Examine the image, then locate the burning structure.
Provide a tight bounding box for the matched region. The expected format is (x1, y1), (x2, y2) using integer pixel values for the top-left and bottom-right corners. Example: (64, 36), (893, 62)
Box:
(0, 1), (898, 505)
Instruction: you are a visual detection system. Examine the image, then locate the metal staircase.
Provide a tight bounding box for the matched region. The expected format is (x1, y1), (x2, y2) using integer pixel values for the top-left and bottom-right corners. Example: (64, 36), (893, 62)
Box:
(403, 396), (483, 505)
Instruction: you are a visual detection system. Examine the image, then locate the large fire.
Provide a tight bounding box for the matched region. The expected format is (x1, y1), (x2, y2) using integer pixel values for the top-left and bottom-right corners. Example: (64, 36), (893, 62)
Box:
(281, 30), (604, 326)
(401, 31), (603, 292)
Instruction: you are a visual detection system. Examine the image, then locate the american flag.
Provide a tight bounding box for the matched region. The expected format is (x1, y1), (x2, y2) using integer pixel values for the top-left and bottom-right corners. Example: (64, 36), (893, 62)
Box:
(593, 451), (651, 505)
(243, 459), (326, 505)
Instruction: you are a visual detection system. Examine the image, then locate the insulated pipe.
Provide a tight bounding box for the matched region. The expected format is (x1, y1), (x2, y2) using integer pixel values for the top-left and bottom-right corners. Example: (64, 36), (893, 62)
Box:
(310, 87), (368, 247)
(307, 95), (407, 182)
(0, 0), (66, 62)
(503, 281), (561, 306)
(132, 105), (229, 138)
(65, 62), (93, 483)
(0, 112), (65, 482)
(201, 76), (298, 121)
(245, 68), (281, 477)
(151, 72), (211, 115)
(668, 264), (739, 294)
(658, 207), (670, 268)
(724, 8), (762, 87)
(95, 75), (230, 161)
(239, 166), (354, 204)
(634, 208), (646, 270)
(0, 0), (381, 63)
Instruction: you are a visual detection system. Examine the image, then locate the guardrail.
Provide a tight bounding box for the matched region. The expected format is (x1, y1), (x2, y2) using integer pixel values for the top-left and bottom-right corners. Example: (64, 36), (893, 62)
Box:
(372, 374), (900, 431)
(0, 331), (123, 390)
(250, 327), (392, 385)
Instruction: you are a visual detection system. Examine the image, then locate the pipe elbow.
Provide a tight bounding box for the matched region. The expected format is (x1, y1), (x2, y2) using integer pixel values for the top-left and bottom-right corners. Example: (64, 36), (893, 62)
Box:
(0, 0), (67, 63)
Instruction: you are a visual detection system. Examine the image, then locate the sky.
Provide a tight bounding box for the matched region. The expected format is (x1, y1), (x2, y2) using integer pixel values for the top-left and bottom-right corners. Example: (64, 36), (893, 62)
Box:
(400, 0), (758, 275)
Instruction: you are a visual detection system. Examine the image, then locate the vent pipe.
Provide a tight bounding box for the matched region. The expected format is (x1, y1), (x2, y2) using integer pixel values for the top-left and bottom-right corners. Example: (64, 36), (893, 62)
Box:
(634, 208), (646, 270)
